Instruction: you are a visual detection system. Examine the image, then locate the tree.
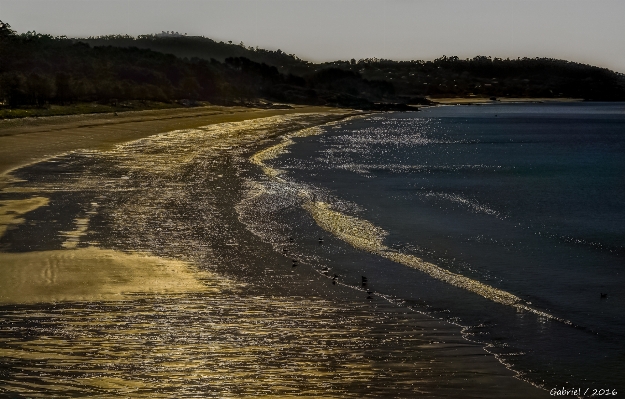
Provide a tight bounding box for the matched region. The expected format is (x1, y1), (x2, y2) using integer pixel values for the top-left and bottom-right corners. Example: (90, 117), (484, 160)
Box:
(0, 20), (16, 41)
(27, 73), (55, 106)
(1, 72), (28, 107)
(55, 73), (73, 104)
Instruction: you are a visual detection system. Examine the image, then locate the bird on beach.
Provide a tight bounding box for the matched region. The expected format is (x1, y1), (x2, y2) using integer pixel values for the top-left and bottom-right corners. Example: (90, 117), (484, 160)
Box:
(600, 293), (608, 298)
(318, 237), (324, 244)
(361, 276), (368, 287)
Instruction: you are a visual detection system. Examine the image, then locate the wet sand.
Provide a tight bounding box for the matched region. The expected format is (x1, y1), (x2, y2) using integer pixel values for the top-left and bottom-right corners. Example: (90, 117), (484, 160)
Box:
(0, 109), (549, 397)
(0, 247), (219, 304)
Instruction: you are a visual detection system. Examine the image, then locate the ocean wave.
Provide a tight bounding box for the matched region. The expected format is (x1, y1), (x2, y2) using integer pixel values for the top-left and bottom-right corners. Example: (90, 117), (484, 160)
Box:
(337, 163), (501, 176)
(248, 119), (571, 326)
(423, 192), (505, 219)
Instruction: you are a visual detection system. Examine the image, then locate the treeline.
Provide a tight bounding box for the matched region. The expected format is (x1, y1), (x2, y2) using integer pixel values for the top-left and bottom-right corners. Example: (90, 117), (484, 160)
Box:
(2, 20), (625, 113)
(82, 34), (311, 73)
(328, 56), (625, 100)
(0, 21), (397, 110)
(76, 32), (625, 101)
(70, 35), (625, 102)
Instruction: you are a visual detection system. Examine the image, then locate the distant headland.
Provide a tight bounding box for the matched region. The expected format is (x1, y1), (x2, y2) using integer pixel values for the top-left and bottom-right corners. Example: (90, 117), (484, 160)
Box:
(1, 20), (624, 118)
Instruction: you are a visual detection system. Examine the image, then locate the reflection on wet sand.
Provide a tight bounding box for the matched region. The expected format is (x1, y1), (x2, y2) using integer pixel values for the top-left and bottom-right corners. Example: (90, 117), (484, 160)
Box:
(1, 296), (375, 398)
(0, 295), (531, 398)
(0, 196), (49, 238)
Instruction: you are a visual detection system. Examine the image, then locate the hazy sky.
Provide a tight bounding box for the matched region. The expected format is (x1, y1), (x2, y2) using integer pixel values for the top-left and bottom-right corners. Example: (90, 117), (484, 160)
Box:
(2, 0), (624, 73)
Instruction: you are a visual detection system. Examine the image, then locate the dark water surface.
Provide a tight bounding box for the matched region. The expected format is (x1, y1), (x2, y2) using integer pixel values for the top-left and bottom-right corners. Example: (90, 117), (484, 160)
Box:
(263, 103), (625, 392)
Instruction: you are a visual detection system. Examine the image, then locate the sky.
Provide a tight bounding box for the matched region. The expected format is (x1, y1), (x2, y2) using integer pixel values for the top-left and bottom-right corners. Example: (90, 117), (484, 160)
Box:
(2, 0), (624, 73)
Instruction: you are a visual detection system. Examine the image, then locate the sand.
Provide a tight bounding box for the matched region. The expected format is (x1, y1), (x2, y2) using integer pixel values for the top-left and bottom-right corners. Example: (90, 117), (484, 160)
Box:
(0, 196), (49, 238)
(0, 105), (344, 176)
(0, 247), (220, 304)
(0, 107), (351, 305)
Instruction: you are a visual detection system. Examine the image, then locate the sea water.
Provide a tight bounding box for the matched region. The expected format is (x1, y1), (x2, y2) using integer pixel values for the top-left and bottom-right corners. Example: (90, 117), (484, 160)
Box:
(261, 102), (625, 391)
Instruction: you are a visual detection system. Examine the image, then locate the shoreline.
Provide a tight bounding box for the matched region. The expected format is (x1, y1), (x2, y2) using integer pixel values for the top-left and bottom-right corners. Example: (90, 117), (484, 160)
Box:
(0, 109), (549, 397)
(427, 96), (584, 105)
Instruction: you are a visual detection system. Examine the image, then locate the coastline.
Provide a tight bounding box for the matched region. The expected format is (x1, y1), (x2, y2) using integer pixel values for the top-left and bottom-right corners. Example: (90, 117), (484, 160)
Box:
(0, 108), (549, 397)
(427, 96), (583, 105)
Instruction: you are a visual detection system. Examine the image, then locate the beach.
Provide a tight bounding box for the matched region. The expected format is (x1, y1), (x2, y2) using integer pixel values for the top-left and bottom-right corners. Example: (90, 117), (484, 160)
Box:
(0, 105), (351, 178)
(0, 106), (549, 397)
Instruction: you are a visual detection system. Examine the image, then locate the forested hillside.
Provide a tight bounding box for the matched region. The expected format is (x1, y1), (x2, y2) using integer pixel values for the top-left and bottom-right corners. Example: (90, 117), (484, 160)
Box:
(80, 32), (625, 101)
(327, 56), (625, 100)
(2, 20), (624, 117)
(0, 21), (399, 112)
(82, 34), (310, 74)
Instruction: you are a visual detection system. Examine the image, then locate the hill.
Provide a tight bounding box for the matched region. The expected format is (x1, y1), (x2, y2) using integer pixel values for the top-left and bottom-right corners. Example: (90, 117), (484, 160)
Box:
(80, 33), (625, 101)
(2, 20), (624, 118)
(0, 21), (401, 113)
(82, 34), (313, 75)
